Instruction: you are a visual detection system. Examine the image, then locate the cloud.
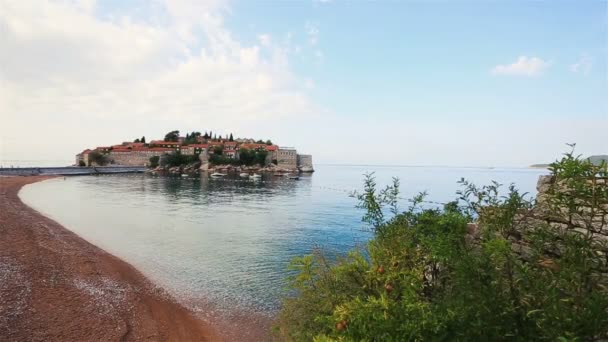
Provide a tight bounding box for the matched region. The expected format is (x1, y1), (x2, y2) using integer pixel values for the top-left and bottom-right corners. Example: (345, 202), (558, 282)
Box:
(0, 0), (320, 162)
(257, 34), (271, 46)
(570, 54), (593, 74)
(491, 56), (550, 76)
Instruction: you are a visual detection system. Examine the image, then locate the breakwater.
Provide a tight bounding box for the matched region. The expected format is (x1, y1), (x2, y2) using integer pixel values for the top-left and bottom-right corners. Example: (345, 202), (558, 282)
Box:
(0, 166), (146, 176)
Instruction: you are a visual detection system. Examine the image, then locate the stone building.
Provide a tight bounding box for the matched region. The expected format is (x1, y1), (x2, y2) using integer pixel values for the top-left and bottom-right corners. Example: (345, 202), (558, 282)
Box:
(181, 144), (208, 156)
(276, 147), (298, 169)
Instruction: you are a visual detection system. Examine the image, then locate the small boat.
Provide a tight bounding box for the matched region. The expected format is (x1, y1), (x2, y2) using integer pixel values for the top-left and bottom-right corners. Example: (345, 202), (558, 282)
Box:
(288, 175), (300, 180)
(300, 166), (314, 173)
(239, 172), (249, 177)
(210, 172), (226, 178)
(250, 174), (262, 180)
(273, 172), (284, 177)
(181, 174), (189, 177)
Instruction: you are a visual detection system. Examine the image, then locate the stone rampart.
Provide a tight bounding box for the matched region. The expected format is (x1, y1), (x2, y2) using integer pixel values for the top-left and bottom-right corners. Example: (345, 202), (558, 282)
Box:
(108, 150), (170, 166)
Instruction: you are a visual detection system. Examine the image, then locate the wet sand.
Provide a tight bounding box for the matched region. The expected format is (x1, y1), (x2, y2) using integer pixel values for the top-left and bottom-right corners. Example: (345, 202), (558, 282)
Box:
(0, 176), (221, 341)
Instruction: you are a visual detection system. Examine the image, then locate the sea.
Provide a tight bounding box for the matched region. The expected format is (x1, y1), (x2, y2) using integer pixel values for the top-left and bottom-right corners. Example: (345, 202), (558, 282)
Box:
(19, 164), (548, 315)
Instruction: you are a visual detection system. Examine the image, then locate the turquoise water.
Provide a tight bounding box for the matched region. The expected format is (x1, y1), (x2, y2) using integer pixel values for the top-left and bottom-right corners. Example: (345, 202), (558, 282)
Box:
(19, 165), (548, 313)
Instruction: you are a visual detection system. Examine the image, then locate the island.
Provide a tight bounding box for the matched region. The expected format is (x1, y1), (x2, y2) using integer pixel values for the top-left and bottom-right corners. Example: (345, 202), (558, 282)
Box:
(530, 155), (608, 169)
(75, 130), (314, 173)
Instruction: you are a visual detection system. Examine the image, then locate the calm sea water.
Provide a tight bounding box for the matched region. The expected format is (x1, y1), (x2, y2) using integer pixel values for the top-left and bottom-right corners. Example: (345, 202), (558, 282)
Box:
(20, 165), (548, 313)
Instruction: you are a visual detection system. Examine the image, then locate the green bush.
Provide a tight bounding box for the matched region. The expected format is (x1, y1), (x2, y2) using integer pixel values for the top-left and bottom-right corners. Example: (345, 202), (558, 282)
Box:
(149, 156), (160, 168)
(87, 151), (108, 166)
(164, 153), (199, 167)
(276, 148), (608, 341)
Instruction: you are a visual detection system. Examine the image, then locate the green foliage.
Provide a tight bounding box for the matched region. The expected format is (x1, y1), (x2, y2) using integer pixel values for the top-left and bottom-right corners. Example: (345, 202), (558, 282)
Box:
(134, 138), (140, 143)
(164, 130), (180, 142)
(164, 152), (199, 167)
(239, 148), (268, 166)
(87, 151), (108, 166)
(276, 148), (608, 341)
(184, 132), (201, 145)
(141, 136), (146, 143)
(209, 154), (240, 166)
(229, 133), (234, 141)
(78, 160), (86, 167)
(149, 156), (160, 168)
(213, 146), (223, 155)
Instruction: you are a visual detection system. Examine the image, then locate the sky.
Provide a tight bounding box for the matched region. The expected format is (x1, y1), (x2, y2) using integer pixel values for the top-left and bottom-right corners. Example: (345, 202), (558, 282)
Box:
(1, 0), (606, 167)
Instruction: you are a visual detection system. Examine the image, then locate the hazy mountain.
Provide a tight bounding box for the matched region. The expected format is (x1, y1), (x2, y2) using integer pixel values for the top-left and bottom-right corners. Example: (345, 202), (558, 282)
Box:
(588, 155), (608, 166)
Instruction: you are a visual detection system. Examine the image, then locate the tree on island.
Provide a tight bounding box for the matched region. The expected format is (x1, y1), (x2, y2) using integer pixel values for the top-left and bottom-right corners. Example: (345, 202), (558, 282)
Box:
(141, 136), (146, 143)
(184, 132), (201, 145)
(134, 138), (140, 143)
(149, 156), (160, 168)
(164, 130), (180, 142)
(229, 133), (234, 142)
(203, 132), (210, 139)
(88, 151), (108, 166)
(265, 139), (272, 145)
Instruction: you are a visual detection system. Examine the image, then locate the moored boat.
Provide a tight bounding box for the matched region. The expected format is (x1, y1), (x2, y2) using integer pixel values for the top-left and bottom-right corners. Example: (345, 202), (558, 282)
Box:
(250, 174), (262, 180)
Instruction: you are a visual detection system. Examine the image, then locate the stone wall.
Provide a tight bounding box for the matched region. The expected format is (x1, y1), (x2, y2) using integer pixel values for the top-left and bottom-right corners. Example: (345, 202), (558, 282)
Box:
(534, 175), (608, 244)
(297, 154), (313, 168)
(108, 150), (170, 166)
(277, 148), (297, 169)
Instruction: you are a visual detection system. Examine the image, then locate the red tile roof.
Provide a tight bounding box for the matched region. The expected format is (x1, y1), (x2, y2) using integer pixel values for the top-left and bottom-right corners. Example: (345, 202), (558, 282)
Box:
(185, 144), (209, 148)
(265, 145), (278, 151)
(147, 147), (174, 152)
(111, 148), (131, 152)
(240, 143), (266, 150)
(150, 140), (180, 145)
(128, 143), (146, 148)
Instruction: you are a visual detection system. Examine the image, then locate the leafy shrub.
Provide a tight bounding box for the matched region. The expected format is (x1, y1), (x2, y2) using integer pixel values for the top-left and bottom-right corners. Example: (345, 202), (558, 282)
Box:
(87, 151), (108, 166)
(149, 156), (160, 168)
(164, 153), (199, 167)
(276, 148), (608, 341)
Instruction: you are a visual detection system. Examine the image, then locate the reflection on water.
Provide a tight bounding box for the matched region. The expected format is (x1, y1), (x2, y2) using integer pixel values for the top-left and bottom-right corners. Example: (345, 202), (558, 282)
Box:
(19, 165), (547, 313)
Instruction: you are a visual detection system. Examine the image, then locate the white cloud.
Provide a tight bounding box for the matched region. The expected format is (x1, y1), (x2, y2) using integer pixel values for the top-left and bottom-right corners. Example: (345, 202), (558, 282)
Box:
(0, 0), (320, 162)
(257, 34), (271, 46)
(570, 54), (593, 74)
(491, 56), (550, 76)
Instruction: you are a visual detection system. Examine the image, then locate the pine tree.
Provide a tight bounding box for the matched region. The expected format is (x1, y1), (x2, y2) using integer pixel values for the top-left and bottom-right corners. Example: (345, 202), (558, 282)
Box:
(229, 133), (234, 142)
(141, 136), (146, 143)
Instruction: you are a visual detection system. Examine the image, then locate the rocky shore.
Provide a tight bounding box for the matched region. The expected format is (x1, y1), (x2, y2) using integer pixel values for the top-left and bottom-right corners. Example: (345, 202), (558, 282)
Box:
(149, 162), (305, 176)
(0, 176), (219, 341)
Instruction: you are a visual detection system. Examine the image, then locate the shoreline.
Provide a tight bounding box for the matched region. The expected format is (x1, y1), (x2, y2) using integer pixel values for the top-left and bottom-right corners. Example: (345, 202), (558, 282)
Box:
(0, 176), (220, 341)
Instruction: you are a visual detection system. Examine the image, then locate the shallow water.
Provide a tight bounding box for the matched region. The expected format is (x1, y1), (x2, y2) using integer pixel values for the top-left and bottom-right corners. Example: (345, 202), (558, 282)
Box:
(20, 165), (547, 313)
